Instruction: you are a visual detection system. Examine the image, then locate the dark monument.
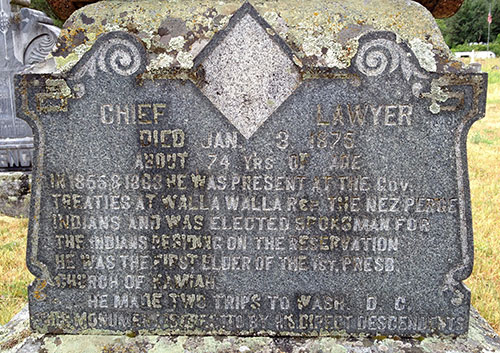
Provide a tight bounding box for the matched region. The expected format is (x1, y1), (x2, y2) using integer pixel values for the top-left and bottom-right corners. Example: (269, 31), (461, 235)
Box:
(15, 2), (486, 337)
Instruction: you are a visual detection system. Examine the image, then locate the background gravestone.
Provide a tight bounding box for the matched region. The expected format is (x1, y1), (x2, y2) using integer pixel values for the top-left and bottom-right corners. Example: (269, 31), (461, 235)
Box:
(13, 0), (489, 341)
(0, 0), (59, 170)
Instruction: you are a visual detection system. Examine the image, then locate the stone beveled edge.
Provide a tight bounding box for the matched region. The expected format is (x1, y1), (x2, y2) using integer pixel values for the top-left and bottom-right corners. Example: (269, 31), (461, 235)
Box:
(13, 0), (487, 311)
(442, 72), (486, 305)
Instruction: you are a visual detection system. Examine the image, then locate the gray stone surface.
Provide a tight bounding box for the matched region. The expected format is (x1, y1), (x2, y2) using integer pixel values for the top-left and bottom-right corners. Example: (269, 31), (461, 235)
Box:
(2, 305), (500, 352)
(15, 2), (487, 337)
(198, 7), (301, 139)
(0, 0), (59, 170)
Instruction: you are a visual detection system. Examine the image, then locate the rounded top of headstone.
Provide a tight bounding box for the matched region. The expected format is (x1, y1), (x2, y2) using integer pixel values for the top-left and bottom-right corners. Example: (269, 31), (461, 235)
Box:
(46, 0), (465, 20)
(49, 0), (463, 75)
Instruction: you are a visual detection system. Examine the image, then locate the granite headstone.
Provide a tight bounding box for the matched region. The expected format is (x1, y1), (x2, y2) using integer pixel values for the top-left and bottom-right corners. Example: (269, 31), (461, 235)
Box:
(15, 2), (486, 337)
(0, 0), (59, 169)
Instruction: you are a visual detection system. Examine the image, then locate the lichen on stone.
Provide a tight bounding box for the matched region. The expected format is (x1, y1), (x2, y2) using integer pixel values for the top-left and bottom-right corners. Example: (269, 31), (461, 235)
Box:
(168, 36), (186, 51)
(45, 79), (72, 97)
(53, 52), (79, 73)
(176, 51), (194, 69)
(50, 0), (456, 75)
(423, 80), (450, 114)
(410, 37), (438, 72)
(147, 53), (175, 71)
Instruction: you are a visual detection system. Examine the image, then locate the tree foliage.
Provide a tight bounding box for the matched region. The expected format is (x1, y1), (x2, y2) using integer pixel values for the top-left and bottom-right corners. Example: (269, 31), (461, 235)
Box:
(31, 0), (63, 27)
(438, 0), (500, 47)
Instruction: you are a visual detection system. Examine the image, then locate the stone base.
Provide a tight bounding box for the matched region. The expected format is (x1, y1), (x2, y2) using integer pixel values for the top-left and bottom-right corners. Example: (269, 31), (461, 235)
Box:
(1, 306), (499, 353)
(0, 173), (31, 218)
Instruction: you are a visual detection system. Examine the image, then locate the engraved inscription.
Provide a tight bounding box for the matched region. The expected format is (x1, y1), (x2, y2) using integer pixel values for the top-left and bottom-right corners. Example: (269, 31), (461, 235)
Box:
(16, 10), (486, 337)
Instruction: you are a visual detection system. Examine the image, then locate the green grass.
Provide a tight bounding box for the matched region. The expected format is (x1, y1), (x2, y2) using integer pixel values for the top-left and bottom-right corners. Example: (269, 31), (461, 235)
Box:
(470, 132), (495, 145)
(489, 71), (500, 85)
(0, 217), (32, 325)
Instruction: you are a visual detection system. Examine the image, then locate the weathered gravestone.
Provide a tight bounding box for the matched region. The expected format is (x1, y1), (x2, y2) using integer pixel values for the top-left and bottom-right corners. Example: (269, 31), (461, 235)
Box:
(15, 0), (487, 337)
(0, 0), (59, 170)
